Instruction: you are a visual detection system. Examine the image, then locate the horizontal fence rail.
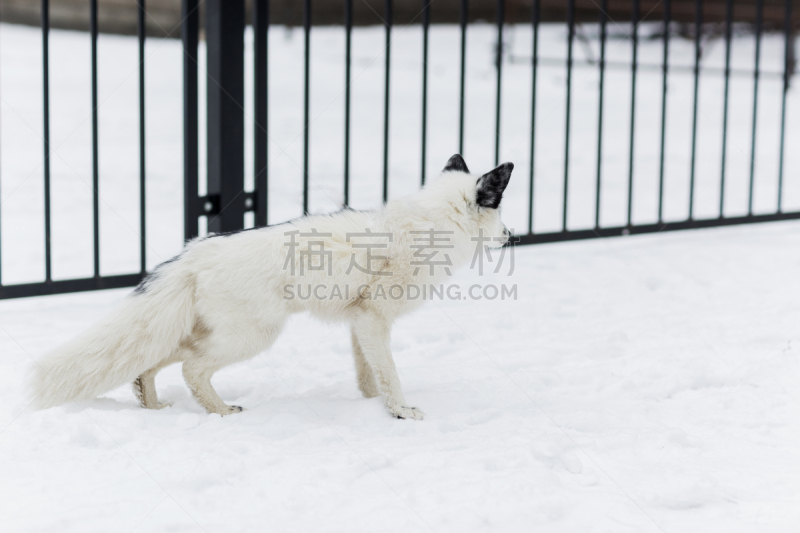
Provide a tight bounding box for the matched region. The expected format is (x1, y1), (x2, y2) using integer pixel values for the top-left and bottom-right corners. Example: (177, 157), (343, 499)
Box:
(0, 0), (798, 300)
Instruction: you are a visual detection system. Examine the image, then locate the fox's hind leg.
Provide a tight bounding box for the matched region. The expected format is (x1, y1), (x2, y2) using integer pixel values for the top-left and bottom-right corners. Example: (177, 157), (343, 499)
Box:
(183, 321), (284, 415)
(182, 357), (245, 415)
(133, 350), (186, 409)
(351, 327), (379, 398)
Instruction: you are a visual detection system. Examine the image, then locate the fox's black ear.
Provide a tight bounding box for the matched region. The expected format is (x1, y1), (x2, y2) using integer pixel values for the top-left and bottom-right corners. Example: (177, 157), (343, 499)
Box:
(476, 163), (514, 209)
(443, 154), (470, 174)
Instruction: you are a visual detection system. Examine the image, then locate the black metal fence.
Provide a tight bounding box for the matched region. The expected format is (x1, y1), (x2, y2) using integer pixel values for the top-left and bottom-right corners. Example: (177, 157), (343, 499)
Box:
(1, 0), (798, 300)
(0, 0), (148, 299)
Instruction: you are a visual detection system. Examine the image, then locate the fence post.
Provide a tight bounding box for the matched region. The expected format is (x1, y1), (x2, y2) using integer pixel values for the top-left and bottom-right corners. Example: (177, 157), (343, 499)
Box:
(182, 0), (199, 241)
(206, 0), (246, 234)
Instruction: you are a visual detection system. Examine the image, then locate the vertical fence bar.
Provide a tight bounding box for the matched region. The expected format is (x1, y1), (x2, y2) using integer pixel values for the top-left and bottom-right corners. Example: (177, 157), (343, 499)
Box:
(254, 0), (268, 226)
(206, 0), (245, 232)
(383, 0), (392, 203)
(90, 0), (100, 277)
(303, 0), (311, 214)
(494, 0), (504, 166)
(138, 0), (146, 272)
(528, 0), (539, 235)
(562, 0), (574, 232)
(748, 0), (763, 216)
(627, 0), (639, 227)
(777, 0), (791, 213)
(182, 0), (199, 241)
(688, 0), (702, 220)
(719, 0), (732, 218)
(344, 0), (352, 206)
(458, 0), (467, 155)
(42, 0), (52, 283)
(421, 0), (430, 186)
(657, 0), (670, 224)
(595, 0), (607, 230)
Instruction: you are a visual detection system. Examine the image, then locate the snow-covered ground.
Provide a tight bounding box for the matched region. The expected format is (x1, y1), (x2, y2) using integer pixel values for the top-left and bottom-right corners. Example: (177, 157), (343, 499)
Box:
(1, 219), (800, 532)
(1, 22), (798, 284)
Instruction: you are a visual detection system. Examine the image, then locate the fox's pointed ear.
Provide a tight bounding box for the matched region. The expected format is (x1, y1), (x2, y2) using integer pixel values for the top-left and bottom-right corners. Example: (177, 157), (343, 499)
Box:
(476, 163), (514, 209)
(443, 154), (470, 174)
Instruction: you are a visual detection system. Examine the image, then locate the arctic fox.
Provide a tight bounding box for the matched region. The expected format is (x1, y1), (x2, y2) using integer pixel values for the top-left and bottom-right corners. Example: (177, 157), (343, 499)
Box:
(29, 155), (513, 420)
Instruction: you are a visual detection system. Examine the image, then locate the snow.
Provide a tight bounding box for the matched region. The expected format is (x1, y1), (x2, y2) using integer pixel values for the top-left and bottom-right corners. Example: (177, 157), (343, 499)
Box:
(1, 20), (800, 533)
(2, 219), (800, 532)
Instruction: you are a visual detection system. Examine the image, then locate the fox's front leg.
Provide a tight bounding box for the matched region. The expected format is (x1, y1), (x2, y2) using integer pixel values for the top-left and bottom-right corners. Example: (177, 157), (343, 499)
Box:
(353, 312), (424, 420)
(351, 327), (380, 398)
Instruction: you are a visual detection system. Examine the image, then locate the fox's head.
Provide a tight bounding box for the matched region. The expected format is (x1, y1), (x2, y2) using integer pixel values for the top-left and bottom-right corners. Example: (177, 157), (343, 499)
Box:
(420, 154), (513, 252)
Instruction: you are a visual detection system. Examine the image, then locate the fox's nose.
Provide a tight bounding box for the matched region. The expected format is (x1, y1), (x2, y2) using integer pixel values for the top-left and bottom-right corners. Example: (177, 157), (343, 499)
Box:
(502, 226), (511, 239)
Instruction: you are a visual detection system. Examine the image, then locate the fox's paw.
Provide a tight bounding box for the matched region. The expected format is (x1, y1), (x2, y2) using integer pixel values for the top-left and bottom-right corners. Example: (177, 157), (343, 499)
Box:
(391, 405), (425, 420)
(213, 405), (244, 416)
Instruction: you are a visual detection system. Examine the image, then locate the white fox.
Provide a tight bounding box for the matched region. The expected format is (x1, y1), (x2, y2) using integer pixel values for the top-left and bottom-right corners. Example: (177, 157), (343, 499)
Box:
(30, 155), (513, 419)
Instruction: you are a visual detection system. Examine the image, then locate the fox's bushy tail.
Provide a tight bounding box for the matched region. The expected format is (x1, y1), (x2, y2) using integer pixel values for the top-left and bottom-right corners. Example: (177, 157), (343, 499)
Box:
(29, 271), (196, 409)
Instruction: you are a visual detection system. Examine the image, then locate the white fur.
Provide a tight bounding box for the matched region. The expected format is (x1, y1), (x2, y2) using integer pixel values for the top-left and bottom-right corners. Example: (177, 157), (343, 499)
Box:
(29, 168), (510, 419)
